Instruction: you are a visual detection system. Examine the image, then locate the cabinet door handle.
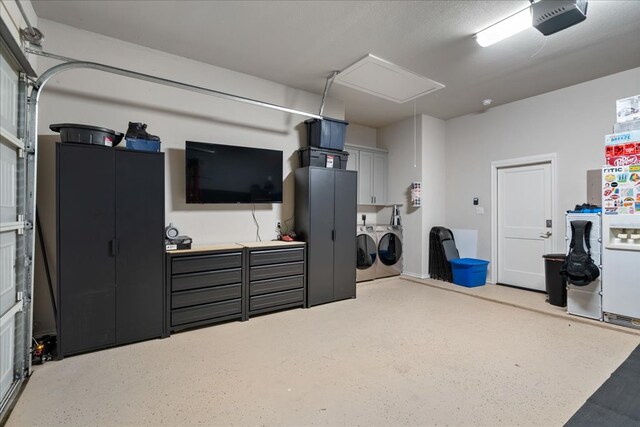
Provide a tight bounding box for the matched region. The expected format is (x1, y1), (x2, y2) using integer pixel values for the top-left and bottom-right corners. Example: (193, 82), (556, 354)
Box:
(332, 230), (335, 241)
(110, 238), (118, 256)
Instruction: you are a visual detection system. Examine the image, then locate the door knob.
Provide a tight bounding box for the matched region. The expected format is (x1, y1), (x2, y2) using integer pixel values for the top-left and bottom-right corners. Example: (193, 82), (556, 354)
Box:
(539, 231), (552, 238)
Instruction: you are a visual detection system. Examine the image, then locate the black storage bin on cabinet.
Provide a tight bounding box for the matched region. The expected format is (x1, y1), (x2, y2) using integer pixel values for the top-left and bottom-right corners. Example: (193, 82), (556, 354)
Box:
(298, 147), (349, 169)
(305, 118), (349, 151)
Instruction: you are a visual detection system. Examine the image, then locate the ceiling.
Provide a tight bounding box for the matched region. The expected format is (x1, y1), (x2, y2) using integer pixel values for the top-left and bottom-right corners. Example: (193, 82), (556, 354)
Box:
(32, 1), (640, 128)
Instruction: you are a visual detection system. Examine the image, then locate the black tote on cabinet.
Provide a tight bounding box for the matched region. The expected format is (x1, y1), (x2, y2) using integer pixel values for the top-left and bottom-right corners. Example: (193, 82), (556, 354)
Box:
(56, 144), (165, 356)
(295, 167), (357, 307)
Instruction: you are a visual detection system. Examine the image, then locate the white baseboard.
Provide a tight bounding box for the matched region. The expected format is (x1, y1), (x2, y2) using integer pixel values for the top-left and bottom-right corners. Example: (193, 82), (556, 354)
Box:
(402, 272), (430, 280)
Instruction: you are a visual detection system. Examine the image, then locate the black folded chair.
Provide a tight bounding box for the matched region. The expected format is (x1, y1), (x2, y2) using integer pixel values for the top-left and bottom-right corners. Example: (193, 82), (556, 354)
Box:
(429, 226), (460, 282)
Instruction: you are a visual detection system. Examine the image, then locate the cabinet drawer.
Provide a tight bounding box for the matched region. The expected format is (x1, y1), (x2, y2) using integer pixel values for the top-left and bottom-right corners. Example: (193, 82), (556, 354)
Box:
(172, 283), (241, 309)
(171, 299), (241, 326)
(250, 248), (304, 266)
(172, 268), (241, 292)
(250, 262), (304, 281)
(172, 252), (241, 274)
(250, 275), (304, 296)
(250, 289), (304, 311)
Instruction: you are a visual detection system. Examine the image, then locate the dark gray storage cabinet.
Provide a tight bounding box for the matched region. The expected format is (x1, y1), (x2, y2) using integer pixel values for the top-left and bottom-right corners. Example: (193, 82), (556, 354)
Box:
(245, 242), (306, 316)
(295, 167), (357, 306)
(57, 144), (165, 357)
(166, 246), (245, 332)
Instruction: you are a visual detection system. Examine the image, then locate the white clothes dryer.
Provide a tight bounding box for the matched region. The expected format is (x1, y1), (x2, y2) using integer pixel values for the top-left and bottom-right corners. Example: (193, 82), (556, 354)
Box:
(375, 225), (403, 278)
(356, 225), (378, 282)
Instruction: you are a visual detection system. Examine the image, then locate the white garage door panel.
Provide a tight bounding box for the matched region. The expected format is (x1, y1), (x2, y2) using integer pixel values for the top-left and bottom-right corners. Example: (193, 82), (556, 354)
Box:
(0, 49), (24, 409)
(0, 143), (18, 224)
(0, 212), (17, 319)
(0, 55), (19, 136)
(0, 315), (15, 403)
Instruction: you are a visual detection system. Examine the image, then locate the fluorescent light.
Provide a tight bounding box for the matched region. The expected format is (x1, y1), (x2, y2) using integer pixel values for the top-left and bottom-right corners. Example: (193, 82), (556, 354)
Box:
(475, 7), (533, 47)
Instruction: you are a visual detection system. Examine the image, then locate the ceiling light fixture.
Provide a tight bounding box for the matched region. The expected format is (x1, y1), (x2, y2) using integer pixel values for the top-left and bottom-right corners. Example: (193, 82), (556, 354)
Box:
(475, 6), (532, 47)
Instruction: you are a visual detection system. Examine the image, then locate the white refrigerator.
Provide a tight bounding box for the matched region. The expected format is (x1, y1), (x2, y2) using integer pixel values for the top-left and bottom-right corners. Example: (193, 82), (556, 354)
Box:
(601, 165), (640, 329)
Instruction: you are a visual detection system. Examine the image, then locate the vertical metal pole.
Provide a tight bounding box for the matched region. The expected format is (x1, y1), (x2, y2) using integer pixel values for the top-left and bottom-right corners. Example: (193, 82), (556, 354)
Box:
(23, 81), (38, 375)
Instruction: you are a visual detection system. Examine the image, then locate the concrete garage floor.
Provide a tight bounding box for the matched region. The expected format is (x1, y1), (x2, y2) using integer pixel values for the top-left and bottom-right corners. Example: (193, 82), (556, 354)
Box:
(7, 278), (640, 426)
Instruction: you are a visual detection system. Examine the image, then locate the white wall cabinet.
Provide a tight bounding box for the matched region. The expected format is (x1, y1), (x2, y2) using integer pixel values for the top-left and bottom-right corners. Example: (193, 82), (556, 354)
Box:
(345, 144), (388, 206)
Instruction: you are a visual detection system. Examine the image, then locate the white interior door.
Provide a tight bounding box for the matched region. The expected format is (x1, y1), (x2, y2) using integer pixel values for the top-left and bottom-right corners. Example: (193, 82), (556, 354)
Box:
(497, 162), (553, 290)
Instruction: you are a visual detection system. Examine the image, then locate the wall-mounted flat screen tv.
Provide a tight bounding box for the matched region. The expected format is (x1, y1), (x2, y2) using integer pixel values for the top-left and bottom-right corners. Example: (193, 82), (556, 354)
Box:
(186, 141), (283, 204)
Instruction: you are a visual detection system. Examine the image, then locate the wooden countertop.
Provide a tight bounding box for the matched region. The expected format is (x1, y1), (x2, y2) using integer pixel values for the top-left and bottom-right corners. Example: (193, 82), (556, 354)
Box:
(237, 240), (306, 248)
(167, 240), (305, 254)
(167, 243), (244, 254)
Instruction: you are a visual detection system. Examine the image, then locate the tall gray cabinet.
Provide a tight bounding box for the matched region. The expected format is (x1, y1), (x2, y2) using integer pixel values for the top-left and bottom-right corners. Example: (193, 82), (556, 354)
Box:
(295, 167), (357, 306)
(57, 143), (165, 356)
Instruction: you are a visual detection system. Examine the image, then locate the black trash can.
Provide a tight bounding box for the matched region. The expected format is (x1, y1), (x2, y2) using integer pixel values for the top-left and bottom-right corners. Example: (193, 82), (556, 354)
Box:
(542, 254), (567, 307)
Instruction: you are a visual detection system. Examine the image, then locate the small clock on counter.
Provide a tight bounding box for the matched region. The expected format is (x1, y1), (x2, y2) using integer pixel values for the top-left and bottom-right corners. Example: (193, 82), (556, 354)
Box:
(164, 223), (192, 250)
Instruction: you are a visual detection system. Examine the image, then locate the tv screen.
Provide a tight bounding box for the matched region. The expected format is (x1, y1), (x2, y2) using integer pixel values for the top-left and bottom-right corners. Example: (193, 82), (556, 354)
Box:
(186, 141), (283, 204)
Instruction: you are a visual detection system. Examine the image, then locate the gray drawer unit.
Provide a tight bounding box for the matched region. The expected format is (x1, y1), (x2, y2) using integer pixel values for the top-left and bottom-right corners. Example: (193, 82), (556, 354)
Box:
(167, 248), (246, 333)
(250, 275), (304, 296)
(250, 248), (304, 266)
(250, 289), (304, 311)
(172, 284), (242, 309)
(172, 299), (242, 326)
(172, 269), (241, 292)
(172, 252), (241, 274)
(245, 243), (306, 317)
(250, 261), (304, 281)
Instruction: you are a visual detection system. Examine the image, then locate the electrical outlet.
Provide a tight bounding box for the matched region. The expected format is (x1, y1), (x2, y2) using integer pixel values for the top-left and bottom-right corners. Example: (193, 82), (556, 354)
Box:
(476, 207), (485, 215)
(275, 221), (281, 231)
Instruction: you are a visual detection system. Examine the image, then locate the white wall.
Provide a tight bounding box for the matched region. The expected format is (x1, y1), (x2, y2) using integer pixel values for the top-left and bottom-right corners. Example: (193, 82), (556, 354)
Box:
(420, 115), (446, 276)
(379, 114), (446, 278)
(36, 19), (343, 240)
(379, 116), (423, 276)
(32, 19), (344, 335)
(345, 123), (377, 148)
(445, 67), (640, 278)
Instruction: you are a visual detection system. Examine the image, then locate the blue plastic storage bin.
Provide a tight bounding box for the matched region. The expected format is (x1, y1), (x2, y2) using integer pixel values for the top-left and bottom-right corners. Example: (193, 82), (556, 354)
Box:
(305, 118), (349, 151)
(126, 138), (160, 152)
(450, 258), (489, 287)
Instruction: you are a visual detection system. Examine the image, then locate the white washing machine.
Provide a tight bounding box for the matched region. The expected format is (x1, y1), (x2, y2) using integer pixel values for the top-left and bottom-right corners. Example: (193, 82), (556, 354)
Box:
(375, 225), (403, 278)
(356, 225), (378, 282)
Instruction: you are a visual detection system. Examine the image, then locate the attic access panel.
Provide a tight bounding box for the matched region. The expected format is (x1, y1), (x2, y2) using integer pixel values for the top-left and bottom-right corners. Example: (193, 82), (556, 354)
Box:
(333, 54), (445, 103)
